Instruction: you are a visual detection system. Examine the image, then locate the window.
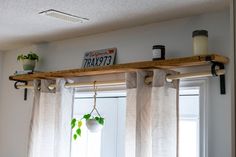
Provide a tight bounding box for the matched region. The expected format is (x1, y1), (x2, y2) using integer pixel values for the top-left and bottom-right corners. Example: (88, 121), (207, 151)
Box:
(179, 80), (207, 157)
(71, 90), (126, 157)
(70, 81), (206, 157)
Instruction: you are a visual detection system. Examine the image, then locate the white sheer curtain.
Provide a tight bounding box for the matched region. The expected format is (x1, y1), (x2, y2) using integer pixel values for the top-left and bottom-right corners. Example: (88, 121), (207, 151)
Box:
(125, 69), (179, 157)
(27, 79), (74, 157)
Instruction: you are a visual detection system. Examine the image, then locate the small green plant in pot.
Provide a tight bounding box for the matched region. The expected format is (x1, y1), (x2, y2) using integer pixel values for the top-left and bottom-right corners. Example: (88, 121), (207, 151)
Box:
(17, 52), (39, 71)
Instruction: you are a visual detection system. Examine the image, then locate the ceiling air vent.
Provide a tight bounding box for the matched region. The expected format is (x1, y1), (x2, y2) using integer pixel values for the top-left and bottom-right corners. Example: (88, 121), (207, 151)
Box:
(39, 9), (89, 23)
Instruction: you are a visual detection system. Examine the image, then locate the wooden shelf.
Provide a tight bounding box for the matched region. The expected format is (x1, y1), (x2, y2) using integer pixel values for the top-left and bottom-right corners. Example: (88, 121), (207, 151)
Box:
(9, 54), (229, 82)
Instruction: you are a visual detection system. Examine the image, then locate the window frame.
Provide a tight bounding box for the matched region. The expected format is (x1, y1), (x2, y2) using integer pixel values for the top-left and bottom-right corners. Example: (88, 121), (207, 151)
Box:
(180, 79), (208, 157)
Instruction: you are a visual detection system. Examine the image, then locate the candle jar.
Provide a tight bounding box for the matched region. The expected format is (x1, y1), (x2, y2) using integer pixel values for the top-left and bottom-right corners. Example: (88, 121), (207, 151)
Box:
(152, 45), (165, 60)
(192, 30), (208, 55)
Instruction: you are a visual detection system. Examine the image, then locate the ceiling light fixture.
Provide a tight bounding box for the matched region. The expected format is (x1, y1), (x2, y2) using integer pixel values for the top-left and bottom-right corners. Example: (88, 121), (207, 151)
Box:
(39, 9), (89, 23)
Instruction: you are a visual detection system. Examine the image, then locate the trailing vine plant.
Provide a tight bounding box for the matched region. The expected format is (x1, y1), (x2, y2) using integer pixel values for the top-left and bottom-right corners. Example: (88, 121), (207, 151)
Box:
(71, 81), (105, 140)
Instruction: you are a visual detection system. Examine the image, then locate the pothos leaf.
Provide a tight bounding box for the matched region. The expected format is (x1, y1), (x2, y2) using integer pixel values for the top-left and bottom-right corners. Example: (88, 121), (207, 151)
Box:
(71, 118), (76, 125)
(76, 128), (81, 136)
(71, 118), (76, 128)
(71, 123), (75, 129)
(78, 121), (83, 128)
(83, 114), (91, 120)
(95, 117), (99, 121)
(95, 117), (105, 125)
(73, 134), (77, 140)
(98, 118), (105, 125)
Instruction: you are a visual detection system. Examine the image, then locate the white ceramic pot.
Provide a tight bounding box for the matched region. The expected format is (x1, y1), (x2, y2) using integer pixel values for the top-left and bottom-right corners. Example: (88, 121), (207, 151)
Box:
(86, 119), (103, 132)
(22, 59), (36, 71)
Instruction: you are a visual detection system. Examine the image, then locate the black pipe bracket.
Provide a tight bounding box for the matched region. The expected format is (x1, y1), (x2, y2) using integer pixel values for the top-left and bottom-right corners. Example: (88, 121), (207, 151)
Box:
(14, 81), (28, 101)
(211, 61), (226, 95)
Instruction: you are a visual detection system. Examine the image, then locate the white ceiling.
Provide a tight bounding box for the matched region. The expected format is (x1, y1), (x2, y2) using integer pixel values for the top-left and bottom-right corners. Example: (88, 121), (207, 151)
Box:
(0, 0), (229, 51)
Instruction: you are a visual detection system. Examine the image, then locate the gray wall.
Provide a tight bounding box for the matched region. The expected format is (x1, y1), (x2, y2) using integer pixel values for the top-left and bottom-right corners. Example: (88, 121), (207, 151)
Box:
(0, 52), (3, 84)
(0, 52), (3, 111)
(0, 10), (232, 157)
(0, 52), (3, 103)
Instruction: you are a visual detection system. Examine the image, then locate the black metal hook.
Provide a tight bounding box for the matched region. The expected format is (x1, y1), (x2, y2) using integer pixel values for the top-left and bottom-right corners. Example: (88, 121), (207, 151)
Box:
(14, 81), (20, 89)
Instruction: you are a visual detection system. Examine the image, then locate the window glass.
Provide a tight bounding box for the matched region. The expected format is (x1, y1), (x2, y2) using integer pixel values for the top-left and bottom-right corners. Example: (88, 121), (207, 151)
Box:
(71, 91), (126, 157)
(179, 87), (200, 157)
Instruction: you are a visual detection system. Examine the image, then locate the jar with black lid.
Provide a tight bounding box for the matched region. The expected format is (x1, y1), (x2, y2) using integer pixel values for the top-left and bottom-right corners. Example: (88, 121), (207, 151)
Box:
(192, 30), (208, 55)
(152, 45), (165, 60)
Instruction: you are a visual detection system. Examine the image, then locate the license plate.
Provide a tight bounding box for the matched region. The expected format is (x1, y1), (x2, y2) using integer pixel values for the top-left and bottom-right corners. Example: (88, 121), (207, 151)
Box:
(82, 48), (117, 68)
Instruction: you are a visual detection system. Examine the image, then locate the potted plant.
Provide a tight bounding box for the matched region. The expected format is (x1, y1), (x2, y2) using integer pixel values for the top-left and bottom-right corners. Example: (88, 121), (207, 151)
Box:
(71, 81), (105, 140)
(17, 52), (39, 71)
(85, 114), (104, 132)
(71, 114), (105, 140)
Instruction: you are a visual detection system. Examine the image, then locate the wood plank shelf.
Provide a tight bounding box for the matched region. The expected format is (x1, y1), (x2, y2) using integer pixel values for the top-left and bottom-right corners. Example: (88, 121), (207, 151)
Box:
(9, 54), (229, 82)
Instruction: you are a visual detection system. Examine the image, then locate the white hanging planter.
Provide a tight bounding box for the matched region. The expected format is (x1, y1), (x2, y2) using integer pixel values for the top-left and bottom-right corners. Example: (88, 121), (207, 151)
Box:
(86, 119), (104, 132)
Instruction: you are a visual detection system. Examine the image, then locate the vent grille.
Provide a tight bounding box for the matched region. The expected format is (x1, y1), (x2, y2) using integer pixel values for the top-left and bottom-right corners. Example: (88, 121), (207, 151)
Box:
(39, 9), (89, 23)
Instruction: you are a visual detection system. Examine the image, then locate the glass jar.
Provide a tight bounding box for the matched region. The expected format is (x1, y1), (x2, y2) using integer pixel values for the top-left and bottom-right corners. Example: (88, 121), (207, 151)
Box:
(192, 30), (208, 55)
(152, 45), (165, 60)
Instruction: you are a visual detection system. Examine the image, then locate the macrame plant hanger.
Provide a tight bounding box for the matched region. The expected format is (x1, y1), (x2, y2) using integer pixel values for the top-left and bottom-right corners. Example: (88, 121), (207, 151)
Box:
(89, 81), (101, 117)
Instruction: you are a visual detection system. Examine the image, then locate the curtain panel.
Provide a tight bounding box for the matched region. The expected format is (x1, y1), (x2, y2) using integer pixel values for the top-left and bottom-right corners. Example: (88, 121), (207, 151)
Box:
(27, 79), (74, 157)
(125, 69), (179, 157)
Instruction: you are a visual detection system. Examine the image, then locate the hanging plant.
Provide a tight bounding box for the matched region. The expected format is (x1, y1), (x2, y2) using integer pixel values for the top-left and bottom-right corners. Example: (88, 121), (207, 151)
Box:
(71, 81), (105, 140)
